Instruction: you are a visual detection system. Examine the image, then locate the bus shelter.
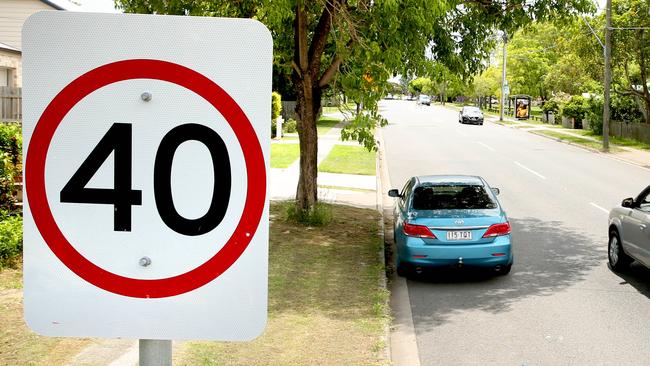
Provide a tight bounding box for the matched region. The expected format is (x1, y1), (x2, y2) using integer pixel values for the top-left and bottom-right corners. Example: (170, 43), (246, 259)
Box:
(507, 94), (532, 120)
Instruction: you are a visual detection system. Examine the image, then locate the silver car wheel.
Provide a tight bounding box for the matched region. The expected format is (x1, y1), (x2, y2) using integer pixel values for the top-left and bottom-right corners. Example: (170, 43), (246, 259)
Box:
(609, 235), (619, 265)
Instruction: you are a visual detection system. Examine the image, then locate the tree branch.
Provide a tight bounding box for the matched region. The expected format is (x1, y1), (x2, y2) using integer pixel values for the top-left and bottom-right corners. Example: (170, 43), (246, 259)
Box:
(294, 2), (309, 74)
(318, 55), (343, 88)
(292, 61), (302, 79)
(308, 0), (337, 77)
(615, 84), (645, 98)
(462, 0), (495, 8)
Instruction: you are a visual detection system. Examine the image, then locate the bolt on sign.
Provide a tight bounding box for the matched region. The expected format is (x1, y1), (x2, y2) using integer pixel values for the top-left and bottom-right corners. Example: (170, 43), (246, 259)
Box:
(22, 12), (271, 340)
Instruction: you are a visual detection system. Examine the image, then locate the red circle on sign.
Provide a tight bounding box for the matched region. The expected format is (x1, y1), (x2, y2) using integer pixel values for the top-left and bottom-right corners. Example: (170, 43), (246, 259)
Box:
(26, 59), (266, 298)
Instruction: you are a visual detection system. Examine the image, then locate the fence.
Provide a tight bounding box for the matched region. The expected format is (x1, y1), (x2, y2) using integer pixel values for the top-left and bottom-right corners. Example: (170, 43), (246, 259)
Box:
(281, 101), (297, 120)
(610, 121), (650, 144)
(0, 87), (21, 122)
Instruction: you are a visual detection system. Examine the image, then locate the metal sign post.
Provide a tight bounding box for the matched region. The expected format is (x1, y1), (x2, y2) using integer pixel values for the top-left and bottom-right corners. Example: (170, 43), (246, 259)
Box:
(139, 340), (172, 366)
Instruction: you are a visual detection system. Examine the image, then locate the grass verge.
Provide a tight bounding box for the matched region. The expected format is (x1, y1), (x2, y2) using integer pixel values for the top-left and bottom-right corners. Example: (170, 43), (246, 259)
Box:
(175, 203), (389, 366)
(515, 119), (564, 128)
(532, 130), (623, 152)
(317, 116), (342, 136)
(322, 103), (356, 115)
(319, 145), (376, 176)
(608, 135), (650, 150)
(545, 128), (650, 150)
(271, 143), (300, 169)
(0, 264), (92, 365)
(0, 265), (21, 291)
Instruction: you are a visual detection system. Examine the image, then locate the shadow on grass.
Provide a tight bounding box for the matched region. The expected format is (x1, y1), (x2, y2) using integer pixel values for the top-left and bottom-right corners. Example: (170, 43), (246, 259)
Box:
(400, 217), (602, 328)
(268, 203), (383, 321)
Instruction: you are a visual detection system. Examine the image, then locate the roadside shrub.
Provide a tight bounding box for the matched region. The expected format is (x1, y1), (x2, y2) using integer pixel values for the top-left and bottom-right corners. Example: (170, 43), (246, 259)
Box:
(283, 118), (297, 134)
(271, 92), (282, 121)
(561, 96), (588, 121)
(0, 212), (22, 268)
(585, 95), (604, 135)
(541, 99), (559, 114)
(271, 92), (283, 138)
(284, 201), (332, 226)
(612, 94), (644, 123)
(582, 94), (644, 135)
(0, 123), (22, 211)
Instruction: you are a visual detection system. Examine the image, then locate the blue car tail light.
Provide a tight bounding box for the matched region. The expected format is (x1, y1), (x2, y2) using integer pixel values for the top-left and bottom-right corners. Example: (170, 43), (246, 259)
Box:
(482, 222), (511, 238)
(403, 222), (437, 239)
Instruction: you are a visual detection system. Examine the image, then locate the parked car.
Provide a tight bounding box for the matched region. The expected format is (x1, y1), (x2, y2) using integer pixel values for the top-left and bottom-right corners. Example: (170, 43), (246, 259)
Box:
(459, 106), (484, 125)
(417, 94), (431, 106)
(389, 175), (513, 277)
(608, 185), (650, 271)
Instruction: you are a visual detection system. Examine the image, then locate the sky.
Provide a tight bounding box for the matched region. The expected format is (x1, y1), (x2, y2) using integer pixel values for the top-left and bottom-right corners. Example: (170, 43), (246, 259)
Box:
(53, 0), (608, 15)
(51, 0), (120, 13)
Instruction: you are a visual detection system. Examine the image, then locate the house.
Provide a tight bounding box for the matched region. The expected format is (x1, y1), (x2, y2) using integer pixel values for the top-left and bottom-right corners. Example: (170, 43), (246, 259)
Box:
(0, 0), (64, 88)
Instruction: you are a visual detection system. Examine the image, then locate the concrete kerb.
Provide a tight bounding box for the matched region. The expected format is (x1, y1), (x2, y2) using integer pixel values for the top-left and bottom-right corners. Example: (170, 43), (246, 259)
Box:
(375, 127), (421, 366)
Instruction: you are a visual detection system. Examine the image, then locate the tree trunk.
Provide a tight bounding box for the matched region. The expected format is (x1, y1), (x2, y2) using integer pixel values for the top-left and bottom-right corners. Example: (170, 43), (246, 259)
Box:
(636, 91), (650, 125)
(294, 77), (321, 211)
(291, 1), (332, 212)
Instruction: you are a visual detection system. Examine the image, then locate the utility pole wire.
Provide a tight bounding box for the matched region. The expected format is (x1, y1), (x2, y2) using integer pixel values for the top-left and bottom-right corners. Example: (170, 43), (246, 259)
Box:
(581, 15), (605, 49)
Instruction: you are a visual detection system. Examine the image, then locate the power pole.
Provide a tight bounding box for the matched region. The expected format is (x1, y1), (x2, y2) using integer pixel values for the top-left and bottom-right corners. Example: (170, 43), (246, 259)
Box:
(500, 32), (508, 121)
(603, 0), (613, 151)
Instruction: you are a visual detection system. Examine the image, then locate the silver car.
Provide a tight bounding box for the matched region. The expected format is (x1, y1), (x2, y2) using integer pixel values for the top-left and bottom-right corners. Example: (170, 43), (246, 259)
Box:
(459, 106), (484, 125)
(417, 95), (431, 106)
(608, 185), (650, 271)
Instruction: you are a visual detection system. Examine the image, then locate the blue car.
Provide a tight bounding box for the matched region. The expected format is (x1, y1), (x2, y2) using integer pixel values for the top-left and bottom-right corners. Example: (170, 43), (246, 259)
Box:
(389, 175), (513, 276)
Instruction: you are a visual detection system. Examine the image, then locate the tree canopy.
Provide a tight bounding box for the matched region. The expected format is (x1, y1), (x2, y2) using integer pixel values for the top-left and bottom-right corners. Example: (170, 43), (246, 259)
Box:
(116, 0), (595, 212)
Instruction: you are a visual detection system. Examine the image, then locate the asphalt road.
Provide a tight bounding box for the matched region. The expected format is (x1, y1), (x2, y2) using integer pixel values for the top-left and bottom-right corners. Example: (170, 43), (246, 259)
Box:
(380, 100), (650, 365)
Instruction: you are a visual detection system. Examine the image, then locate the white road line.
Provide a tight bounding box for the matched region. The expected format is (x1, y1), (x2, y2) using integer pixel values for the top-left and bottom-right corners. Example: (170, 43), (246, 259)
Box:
(514, 161), (547, 180)
(476, 142), (495, 151)
(456, 130), (469, 137)
(590, 202), (610, 214)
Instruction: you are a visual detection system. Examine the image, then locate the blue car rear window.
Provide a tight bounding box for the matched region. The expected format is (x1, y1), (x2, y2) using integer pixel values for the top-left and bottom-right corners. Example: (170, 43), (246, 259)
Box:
(412, 185), (497, 210)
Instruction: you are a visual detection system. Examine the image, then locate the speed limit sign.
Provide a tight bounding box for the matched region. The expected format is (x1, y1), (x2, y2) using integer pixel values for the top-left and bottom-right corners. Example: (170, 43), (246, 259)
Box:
(22, 12), (271, 340)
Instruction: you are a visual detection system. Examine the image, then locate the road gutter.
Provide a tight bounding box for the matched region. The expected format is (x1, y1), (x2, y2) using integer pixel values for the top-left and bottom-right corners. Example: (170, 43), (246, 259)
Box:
(376, 127), (422, 366)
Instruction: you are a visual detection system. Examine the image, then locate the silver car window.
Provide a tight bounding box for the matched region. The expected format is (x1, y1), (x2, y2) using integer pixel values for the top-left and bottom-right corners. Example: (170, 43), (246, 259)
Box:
(638, 191), (650, 212)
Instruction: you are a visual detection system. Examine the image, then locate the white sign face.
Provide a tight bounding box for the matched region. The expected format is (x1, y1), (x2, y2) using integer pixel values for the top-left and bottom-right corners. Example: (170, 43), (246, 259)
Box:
(23, 12), (271, 340)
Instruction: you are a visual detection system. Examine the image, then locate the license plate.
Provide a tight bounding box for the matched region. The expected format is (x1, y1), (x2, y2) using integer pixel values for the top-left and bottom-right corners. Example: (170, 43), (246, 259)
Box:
(446, 231), (472, 241)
